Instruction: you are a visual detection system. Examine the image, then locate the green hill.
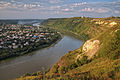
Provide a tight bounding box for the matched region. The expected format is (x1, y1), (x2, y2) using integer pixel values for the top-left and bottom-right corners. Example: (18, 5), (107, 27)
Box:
(17, 17), (120, 80)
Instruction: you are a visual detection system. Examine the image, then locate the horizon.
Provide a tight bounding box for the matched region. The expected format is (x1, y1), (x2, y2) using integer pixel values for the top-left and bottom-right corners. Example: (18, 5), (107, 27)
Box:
(0, 0), (120, 19)
(0, 16), (119, 20)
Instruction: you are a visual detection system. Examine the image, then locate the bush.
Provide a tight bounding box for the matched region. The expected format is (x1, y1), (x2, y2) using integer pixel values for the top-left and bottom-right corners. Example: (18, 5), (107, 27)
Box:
(108, 71), (115, 79)
(32, 71), (42, 76)
(69, 63), (78, 70)
(51, 65), (59, 73)
(59, 66), (65, 74)
(23, 73), (31, 77)
(77, 56), (89, 66)
(45, 68), (50, 74)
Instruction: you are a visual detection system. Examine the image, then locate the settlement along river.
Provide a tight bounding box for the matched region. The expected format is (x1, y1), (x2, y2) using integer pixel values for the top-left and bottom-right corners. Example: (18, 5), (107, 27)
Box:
(0, 34), (83, 80)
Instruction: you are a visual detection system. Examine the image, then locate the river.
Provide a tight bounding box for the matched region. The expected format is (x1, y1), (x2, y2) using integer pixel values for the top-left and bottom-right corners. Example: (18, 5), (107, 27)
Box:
(0, 35), (83, 80)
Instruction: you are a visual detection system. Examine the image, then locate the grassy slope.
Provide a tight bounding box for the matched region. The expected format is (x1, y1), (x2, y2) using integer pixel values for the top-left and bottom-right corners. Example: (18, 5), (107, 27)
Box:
(17, 17), (120, 80)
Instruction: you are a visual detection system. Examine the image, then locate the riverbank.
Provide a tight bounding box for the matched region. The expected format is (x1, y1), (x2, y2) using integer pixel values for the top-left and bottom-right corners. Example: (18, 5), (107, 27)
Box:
(0, 34), (62, 61)
(0, 24), (62, 61)
(17, 17), (120, 80)
(0, 34), (83, 80)
(40, 25), (85, 41)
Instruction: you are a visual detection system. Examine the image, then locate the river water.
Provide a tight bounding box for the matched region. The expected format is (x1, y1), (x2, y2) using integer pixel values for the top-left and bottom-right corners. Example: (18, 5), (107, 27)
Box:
(0, 35), (83, 80)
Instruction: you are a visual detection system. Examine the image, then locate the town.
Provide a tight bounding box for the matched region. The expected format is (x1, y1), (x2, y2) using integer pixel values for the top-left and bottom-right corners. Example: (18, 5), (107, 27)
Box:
(0, 23), (61, 60)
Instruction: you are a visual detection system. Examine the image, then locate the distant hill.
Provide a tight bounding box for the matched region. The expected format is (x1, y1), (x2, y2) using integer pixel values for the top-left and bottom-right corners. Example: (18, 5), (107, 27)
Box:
(17, 17), (120, 80)
(0, 19), (45, 25)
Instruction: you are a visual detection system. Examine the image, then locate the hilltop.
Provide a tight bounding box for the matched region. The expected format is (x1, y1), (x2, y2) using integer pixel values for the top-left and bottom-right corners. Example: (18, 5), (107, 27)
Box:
(17, 16), (120, 80)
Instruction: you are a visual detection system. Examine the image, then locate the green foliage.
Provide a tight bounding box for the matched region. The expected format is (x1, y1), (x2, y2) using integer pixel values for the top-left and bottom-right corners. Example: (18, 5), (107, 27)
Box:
(114, 63), (120, 73)
(59, 66), (65, 74)
(76, 56), (90, 66)
(24, 73), (31, 77)
(98, 29), (120, 60)
(41, 17), (92, 40)
(32, 71), (42, 76)
(51, 64), (59, 73)
(69, 62), (78, 70)
(45, 68), (50, 74)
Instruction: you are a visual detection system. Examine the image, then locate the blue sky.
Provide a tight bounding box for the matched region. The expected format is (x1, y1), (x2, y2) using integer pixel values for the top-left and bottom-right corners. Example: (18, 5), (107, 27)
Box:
(0, 0), (120, 19)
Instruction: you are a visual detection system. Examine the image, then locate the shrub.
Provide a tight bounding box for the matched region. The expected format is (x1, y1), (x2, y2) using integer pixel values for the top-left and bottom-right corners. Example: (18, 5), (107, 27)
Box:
(59, 66), (65, 74)
(69, 63), (78, 70)
(31, 71), (42, 76)
(77, 56), (89, 66)
(45, 68), (50, 74)
(108, 71), (115, 79)
(51, 65), (59, 73)
(24, 73), (31, 77)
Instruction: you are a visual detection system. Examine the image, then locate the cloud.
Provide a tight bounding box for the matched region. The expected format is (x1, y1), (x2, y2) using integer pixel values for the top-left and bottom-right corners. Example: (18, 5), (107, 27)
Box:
(62, 8), (71, 12)
(23, 4), (41, 8)
(80, 8), (95, 12)
(48, 6), (61, 10)
(49, 0), (62, 4)
(72, 2), (87, 7)
(114, 10), (120, 14)
(0, 1), (44, 12)
(11, 0), (15, 3)
(0, 1), (12, 9)
(0, 1), (21, 9)
(78, 7), (110, 13)
(0, 0), (120, 19)
(96, 8), (110, 13)
(54, 11), (60, 14)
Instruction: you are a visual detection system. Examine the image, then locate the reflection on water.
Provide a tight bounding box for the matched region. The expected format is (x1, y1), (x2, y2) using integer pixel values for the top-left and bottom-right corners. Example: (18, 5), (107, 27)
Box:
(0, 35), (83, 80)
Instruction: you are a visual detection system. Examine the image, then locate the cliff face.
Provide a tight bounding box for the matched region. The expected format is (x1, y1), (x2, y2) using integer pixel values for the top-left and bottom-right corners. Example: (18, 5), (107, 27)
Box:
(82, 40), (100, 59)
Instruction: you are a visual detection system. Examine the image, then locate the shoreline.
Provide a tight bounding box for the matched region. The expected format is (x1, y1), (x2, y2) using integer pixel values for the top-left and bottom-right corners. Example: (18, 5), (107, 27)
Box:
(40, 25), (86, 41)
(0, 32), (62, 61)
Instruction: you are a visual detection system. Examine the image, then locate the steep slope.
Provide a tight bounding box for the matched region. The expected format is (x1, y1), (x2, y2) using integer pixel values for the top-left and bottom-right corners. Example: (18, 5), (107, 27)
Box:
(16, 17), (120, 80)
(41, 17), (119, 40)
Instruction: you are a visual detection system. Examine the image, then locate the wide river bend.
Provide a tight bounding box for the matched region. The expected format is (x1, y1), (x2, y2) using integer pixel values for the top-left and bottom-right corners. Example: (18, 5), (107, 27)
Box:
(0, 34), (83, 80)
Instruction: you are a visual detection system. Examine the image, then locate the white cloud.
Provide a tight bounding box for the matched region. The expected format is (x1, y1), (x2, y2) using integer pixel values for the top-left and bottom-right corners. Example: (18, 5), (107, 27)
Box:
(54, 11), (60, 14)
(96, 8), (110, 13)
(72, 2), (87, 7)
(80, 8), (95, 12)
(23, 4), (43, 9)
(62, 8), (70, 11)
(49, 6), (61, 10)
(0, 0), (120, 19)
(0, 1), (18, 9)
(0, 1), (44, 12)
(49, 0), (62, 4)
(78, 7), (110, 13)
(11, 0), (15, 3)
(0, 1), (12, 9)
(23, 4), (27, 8)
(114, 10), (120, 14)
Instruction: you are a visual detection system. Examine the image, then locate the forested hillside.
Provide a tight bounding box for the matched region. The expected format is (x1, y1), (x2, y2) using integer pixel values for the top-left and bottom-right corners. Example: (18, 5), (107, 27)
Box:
(17, 17), (120, 80)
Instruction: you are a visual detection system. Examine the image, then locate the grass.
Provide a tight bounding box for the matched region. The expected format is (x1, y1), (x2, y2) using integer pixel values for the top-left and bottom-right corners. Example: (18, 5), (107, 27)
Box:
(16, 17), (120, 80)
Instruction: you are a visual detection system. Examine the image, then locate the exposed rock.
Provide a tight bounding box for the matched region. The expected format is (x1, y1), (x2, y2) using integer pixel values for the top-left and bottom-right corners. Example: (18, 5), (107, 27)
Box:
(77, 40), (100, 59)
(83, 40), (100, 59)
(76, 54), (83, 60)
(76, 39), (100, 60)
(115, 29), (120, 32)
(109, 22), (117, 27)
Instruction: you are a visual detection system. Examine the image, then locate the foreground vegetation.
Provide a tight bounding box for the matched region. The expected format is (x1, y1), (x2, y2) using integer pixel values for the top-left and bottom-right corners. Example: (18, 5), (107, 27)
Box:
(17, 16), (120, 80)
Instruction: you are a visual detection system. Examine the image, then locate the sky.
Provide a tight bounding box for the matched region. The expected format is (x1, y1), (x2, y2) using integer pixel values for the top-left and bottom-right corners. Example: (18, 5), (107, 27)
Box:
(0, 0), (120, 19)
